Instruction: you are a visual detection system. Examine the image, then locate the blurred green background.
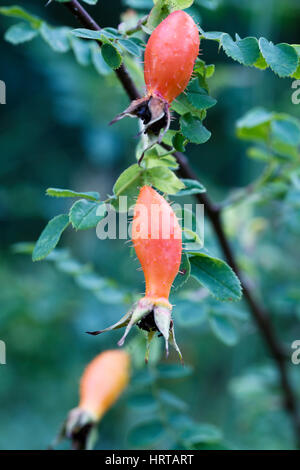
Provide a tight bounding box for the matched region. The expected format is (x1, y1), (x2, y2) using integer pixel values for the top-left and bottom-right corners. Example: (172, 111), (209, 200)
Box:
(0, 0), (300, 450)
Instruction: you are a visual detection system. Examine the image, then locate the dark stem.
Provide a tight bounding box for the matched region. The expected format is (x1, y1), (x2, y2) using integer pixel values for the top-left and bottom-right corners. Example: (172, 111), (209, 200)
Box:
(64, 0), (141, 101)
(62, 0), (300, 447)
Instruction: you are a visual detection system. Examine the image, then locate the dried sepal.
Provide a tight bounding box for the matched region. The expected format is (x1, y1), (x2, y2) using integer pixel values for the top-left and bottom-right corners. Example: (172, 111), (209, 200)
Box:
(51, 407), (96, 450)
(169, 323), (183, 364)
(110, 94), (171, 165)
(117, 298), (153, 347)
(86, 308), (133, 335)
(87, 297), (177, 359)
(145, 330), (155, 364)
(153, 305), (171, 357)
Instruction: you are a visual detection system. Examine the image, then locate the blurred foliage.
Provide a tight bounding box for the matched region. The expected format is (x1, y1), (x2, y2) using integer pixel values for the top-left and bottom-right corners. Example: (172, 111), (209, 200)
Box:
(0, 0), (300, 450)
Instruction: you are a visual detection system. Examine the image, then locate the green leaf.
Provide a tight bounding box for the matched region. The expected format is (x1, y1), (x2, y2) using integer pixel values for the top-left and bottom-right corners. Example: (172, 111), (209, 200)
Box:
(168, 412), (194, 432)
(199, 29), (224, 41)
(4, 22), (38, 44)
(205, 63), (215, 78)
(236, 108), (300, 156)
(237, 107), (273, 129)
(131, 369), (156, 388)
(128, 420), (165, 447)
(72, 28), (101, 40)
(156, 363), (193, 379)
(236, 107), (273, 142)
(32, 214), (70, 262)
(292, 64), (300, 79)
(247, 147), (273, 162)
(40, 248), (70, 262)
(146, 0), (194, 31)
(270, 117), (300, 147)
(174, 0), (194, 7)
(220, 34), (260, 66)
(101, 27), (122, 39)
(118, 38), (141, 57)
(292, 46), (300, 78)
(124, 0), (153, 8)
(269, 116), (300, 158)
(127, 393), (158, 411)
(0, 6), (42, 28)
(172, 94), (206, 120)
(209, 315), (239, 346)
(174, 207), (203, 250)
(56, 259), (83, 275)
(146, 0), (172, 31)
(161, 130), (177, 147)
(113, 164), (143, 197)
(82, 0), (98, 4)
(157, 390), (188, 411)
(190, 253), (242, 301)
(40, 23), (70, 53)
(146, 1), (194, 31)
(101, 43), (122, 69)
(69, 200), (106, 230)
(172, 133), (187, 152)
(129, 37), (146, 49)
(90, 42), (111, 75)
(75, 273), (106, 291)
(173, 253), (191, 290)
(70, 36), (91, 66)
(199, 28), (299, 77)
(182, 423), (222, 446)
(259, 38), (299, 77)
(186, 79), (217, 110)
(182, 228), (202, 249)
(253, 53), (268, 70)
(143, 146), (178, 169)
(112, 164), (144, 211)
(145, 166), (185, 194)
(46, 187), (100, 201)
(12, 242), (35, 255)
(180, 114), (211, 144)
(176, 301), (207, 327)
(173, 178), (206, 196)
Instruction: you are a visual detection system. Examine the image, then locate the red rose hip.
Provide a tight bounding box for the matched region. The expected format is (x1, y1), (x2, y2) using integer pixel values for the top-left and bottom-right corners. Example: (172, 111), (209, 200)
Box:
(111, 11), (200, 162)
(144, 11), (200, 104)
(88, 186), (183, 362)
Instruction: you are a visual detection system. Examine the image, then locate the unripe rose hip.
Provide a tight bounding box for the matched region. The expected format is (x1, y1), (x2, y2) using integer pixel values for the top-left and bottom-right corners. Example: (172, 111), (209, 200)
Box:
(88, 186), (183, 362)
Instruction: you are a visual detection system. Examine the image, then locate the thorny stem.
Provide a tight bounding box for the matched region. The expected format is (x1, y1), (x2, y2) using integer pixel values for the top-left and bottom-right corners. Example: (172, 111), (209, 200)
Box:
(61, 0), (300, 447)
